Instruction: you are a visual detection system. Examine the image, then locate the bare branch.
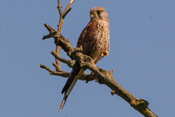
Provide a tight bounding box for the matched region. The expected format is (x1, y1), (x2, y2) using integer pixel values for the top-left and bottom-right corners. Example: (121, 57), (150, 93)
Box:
(51, 50), (70, 64)
(40, 64), (67, 76)
(40, 64), (96, 82)
(42, 23), (57, 40)
(55, 0), (75, 71)
(62, 8), (71, 19)
(57, 0), (62, 15)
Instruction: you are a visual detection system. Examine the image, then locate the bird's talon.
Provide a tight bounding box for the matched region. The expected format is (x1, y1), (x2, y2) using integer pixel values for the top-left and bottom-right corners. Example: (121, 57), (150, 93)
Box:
(103, 50), (108, 56)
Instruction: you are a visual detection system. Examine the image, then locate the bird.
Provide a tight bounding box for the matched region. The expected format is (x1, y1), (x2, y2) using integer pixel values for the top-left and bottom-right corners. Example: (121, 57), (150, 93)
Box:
(59, 7), (110, 112)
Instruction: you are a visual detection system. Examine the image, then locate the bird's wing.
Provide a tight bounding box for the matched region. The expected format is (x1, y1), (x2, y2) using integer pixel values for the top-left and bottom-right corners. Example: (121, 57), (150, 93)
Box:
(77, 20), (98, 55)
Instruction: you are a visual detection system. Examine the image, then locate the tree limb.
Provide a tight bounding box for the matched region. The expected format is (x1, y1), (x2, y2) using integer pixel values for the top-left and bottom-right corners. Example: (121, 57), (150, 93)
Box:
(55, 0), (75, 71)
(41, 23), (157, 117)
(40, 63), (96, 82)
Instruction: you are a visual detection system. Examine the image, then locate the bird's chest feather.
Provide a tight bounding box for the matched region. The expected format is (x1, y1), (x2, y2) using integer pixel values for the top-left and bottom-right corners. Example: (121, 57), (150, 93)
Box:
(94, 21), (109, 52)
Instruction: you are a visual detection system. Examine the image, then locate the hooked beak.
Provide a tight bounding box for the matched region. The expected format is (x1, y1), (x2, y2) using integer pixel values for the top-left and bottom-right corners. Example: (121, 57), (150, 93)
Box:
(90, 12), (97, 18)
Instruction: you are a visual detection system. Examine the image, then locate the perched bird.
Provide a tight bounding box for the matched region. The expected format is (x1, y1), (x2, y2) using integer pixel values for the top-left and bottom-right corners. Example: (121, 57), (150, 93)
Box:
(59, 7), (110, 111)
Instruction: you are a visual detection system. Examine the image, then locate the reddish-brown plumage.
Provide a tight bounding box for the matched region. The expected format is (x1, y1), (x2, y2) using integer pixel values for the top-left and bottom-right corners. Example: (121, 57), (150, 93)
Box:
(77, 19), (110, 63)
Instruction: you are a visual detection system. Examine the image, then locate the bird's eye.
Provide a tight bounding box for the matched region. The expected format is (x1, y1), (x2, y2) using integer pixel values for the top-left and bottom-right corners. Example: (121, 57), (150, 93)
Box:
(96, 10), (102, 14)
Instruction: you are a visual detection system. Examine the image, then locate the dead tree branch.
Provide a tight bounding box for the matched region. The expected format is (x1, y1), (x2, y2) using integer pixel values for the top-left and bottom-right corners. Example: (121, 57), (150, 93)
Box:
(55, 0), (75, 71)
(41, 22), (157, 116)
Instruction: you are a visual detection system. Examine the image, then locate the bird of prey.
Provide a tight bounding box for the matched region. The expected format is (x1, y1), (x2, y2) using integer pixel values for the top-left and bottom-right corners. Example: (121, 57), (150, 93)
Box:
(59, 7), (110, 111)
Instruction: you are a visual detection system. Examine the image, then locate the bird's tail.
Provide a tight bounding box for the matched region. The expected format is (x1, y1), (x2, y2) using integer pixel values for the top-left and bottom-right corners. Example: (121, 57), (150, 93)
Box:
(59, 65), (85, 112)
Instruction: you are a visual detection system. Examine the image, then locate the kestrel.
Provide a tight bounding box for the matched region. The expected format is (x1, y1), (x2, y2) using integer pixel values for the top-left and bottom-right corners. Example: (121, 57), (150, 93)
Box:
(59, 7), (110, 111)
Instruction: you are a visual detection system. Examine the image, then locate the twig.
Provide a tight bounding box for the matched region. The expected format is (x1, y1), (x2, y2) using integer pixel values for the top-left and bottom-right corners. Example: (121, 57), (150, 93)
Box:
(42, 23), (57, 40)
(51, 50), (70, 64)
(40, 64), (68, 76)
(62, 0), (75, 18)
(40, 64), (96, 82)
(57, 0), (62, 15)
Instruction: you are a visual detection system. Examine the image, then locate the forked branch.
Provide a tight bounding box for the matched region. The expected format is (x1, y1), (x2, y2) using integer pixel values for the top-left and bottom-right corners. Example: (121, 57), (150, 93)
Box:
(55, 0), (75, 71)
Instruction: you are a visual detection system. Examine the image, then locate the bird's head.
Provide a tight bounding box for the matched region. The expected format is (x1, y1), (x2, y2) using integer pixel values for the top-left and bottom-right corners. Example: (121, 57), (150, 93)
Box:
(90, 7), (109, 22)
